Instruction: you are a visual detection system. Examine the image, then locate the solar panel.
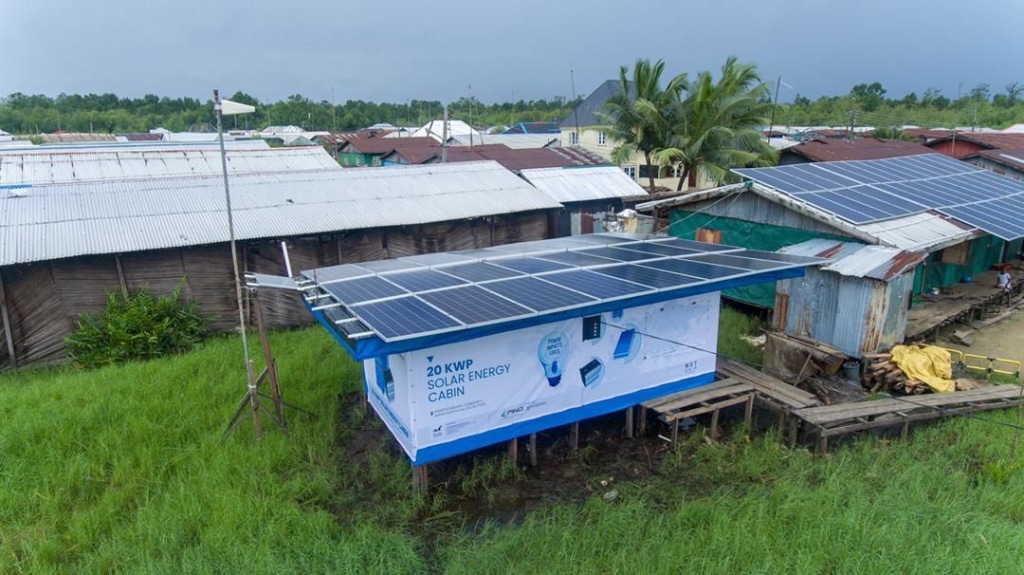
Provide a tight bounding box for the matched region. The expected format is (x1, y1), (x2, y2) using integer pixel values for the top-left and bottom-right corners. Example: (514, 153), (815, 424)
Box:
(482, 276), (597, 311)
(301, 264), (372, 284)
(380, 270), (467, 292)
(578, 246), (664, 262)
(591, 264), (702, 288)
(736, 153), (1024, 239)
(302, 233), (825, 342)
(350, 297), (461, 339)
(352, 259), (423, 273)
(540, 270), (654, 300)
(638, 258), (747, 280)
(434, 262), (525, 283)
(322, 276), (408, 304)
(653, 238), (737, 252)
(490, 257), (573, 274)
(687, 253), (784, 271)
(419, 286), (534, 324)
(610, 242), (703, 257)
(535, 250), (621, 267)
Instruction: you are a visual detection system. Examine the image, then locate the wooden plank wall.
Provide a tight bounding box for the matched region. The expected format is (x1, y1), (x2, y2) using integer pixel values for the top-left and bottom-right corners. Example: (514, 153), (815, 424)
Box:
(0, 215), (552, 370)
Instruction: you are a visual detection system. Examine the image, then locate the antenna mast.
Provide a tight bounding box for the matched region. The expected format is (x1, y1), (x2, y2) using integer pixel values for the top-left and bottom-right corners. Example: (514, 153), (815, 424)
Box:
(570, 70), (581, 146)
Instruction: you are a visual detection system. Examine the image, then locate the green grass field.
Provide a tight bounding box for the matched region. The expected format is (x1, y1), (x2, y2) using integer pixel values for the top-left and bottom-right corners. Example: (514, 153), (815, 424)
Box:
(3, 309), (1024, 574)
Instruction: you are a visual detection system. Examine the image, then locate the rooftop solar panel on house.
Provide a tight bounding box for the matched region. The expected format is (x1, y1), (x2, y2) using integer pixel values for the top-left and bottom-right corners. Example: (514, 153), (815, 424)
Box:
(300, 233), (824, 344)
(734, 153), (1024, 240)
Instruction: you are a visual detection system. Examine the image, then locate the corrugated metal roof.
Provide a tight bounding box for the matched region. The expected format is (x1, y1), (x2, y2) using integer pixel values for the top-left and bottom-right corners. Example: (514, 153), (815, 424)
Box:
(0, 161), (562, 266)
(519, 166), (648, 203)
(855, 211), (977, 251)
(449, 134), (560, 149)
(784, 138), (933, 162)
(0, 146), (340, 185)
(779, 239), (926, 281)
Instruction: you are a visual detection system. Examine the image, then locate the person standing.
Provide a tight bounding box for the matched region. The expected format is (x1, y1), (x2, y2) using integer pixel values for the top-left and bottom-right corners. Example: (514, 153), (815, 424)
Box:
(996, 265), (1013, 307)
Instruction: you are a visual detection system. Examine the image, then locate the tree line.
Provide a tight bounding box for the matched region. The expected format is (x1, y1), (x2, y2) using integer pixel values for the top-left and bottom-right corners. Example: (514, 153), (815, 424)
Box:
(1, 77), (1020, 144)
(0, 92), (580, 135)
(778, 81), (1024, 131)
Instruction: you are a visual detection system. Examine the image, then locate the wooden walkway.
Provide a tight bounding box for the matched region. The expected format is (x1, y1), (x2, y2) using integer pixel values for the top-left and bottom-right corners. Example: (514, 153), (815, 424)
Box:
(792, 384), (1024, 453)
(640, 359), (1023, 452)
(641, 360), (820, 443)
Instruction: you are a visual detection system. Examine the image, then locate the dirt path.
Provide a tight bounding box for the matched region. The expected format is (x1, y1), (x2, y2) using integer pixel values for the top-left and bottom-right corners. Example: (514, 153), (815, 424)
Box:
(937, 309), (1024, 365)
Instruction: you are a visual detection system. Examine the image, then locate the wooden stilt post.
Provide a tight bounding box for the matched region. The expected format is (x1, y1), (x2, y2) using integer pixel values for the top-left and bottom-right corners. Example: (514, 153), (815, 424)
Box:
(0, 274), (17, 370)
(569, 422), (580, 450)
(743, 394), (755, 432)
(818, 434), (828, 455)
(671, 419), (680, 443)
(901, 420), (909, 440)
(625, 407), (634, 439)
(710, 408), (721, 440)
(638, 406), (647, 435)
(413, 464), (429, 494)
(507, 438), (519, 465)
(788, 418), (800, 448)
(529, 433), (538, 467)
(252, 291), (286, 428)
(777, 411), (786, 441)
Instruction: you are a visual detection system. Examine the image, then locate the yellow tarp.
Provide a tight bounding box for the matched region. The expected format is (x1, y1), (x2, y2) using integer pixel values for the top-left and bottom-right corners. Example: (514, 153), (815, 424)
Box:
(890, 345), (956, 393)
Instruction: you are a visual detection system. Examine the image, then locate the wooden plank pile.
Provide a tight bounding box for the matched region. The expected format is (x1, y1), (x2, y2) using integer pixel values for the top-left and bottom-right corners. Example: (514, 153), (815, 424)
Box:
(861, 352), (928, 395)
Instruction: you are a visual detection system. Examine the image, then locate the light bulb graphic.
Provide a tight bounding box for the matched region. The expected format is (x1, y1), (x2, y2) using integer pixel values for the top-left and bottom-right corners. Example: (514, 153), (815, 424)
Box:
(538, 331), (570, 387)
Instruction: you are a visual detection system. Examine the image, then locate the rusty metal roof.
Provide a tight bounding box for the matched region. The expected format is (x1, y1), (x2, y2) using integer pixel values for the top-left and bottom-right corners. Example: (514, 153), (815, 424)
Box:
(927, 132), (1024, 150)
(779, 239), (925, 281)
(784, 138), (933, 162)
(340, 135), (439, 154)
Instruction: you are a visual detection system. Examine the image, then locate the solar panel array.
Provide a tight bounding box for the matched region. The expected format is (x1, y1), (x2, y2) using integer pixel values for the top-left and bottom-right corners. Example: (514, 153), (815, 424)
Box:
(302, 234), (822, 342)
(734, 153), (1024, 240)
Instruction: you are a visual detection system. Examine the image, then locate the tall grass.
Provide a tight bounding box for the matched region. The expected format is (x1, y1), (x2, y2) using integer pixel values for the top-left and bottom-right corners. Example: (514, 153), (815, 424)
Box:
(5, 323), (1024, 573)
(0, 330), (422, 574)
(442, 424), (1024, 574)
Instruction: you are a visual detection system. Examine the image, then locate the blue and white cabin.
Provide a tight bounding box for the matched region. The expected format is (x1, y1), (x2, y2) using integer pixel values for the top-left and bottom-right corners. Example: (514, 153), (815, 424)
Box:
(299, 233), (823, 465)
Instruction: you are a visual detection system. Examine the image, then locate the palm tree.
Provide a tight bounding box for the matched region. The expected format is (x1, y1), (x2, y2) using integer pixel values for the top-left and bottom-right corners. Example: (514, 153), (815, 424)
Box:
(657, 57), (776, 191)
(601, 59), (687, 191)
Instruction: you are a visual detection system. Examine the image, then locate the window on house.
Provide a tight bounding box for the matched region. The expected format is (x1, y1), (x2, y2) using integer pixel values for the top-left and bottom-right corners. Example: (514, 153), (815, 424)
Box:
(372, 157), (382, 167)
(695, 228), (722, 244)
(622, 165), (637, 180)
(569, 131), (578, 145)
(598, 131), (607, 146)
(638, 165), (659, 179)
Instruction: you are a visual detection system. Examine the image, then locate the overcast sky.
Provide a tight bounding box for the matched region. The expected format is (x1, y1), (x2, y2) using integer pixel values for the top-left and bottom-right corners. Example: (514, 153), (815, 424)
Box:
(1, 0), (1021, 105)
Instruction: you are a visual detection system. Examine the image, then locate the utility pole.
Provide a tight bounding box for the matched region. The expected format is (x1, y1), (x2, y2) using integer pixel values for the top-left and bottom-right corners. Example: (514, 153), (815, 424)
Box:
(331, 86), (337, 132)
(570, 70), (580, 146)
(468, 84), (474, 148)
(766, 75), (782, 143)
(511, 89), (515, 129)
(441, 105), (449, 163)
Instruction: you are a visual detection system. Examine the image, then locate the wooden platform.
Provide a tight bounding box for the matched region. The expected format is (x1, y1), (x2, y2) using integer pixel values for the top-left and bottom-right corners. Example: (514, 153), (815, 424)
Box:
(792, 384), (1024, 453)
(640, 360), (821, 443)
(641, 378), (756, 442)
(719, 359), (821, 445)
(906, 268), (1019, 340)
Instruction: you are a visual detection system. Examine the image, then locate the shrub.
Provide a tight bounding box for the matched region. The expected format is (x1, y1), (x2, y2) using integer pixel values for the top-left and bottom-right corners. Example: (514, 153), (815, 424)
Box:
(66, 281), (210, 369)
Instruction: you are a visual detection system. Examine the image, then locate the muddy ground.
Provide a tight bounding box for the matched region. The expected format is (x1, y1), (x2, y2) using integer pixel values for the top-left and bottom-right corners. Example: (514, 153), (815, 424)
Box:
(939, 308), (1024, 365)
